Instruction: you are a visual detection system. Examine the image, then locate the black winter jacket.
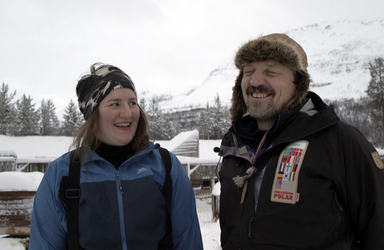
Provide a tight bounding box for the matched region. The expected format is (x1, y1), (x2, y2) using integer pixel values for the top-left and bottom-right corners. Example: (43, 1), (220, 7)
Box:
(219, 92), (384, 250)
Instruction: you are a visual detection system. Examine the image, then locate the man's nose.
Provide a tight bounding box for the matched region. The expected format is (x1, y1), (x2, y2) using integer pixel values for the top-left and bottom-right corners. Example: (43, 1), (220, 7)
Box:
(249, 72), (266, 86)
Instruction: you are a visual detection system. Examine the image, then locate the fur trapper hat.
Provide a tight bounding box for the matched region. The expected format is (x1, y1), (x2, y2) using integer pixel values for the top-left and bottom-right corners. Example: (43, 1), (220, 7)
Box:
(230, 33), (311, 121)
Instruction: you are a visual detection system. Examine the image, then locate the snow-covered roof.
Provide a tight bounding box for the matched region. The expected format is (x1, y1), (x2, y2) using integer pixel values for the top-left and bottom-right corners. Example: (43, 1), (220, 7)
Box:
(1, 133), (382, 167)
(156, 136), (221, 165)
(0, 172), (44, 191)
(0, 135), (74, 163)
(0, 133), (221, 165)
(0, 151), (17, 158)
(0, 157), (16, 162)
(166, 129), (199, 156)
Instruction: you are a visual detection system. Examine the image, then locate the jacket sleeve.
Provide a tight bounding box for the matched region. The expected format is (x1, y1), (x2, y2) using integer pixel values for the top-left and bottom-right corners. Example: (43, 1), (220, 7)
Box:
(343, 127), (384, 249)
(169, 153), (203, 250)
(29, 159), (67, 250)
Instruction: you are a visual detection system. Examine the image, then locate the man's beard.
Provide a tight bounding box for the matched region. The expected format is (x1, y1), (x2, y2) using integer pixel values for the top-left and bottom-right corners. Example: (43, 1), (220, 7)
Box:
(247, 100), (277, 121)
(245, 85), (277, 121)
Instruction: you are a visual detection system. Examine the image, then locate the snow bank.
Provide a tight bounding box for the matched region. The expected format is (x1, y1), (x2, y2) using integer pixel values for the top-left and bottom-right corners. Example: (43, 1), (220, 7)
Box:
(0, 237), (25, 250)
(0, 172), (44, 191)
(212, 182), (220, 196)
(196, 198), (221, 250)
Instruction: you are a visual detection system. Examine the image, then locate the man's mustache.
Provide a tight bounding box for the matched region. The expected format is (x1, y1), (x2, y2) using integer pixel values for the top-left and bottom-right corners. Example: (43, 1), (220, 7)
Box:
(246, 85), (274, 95)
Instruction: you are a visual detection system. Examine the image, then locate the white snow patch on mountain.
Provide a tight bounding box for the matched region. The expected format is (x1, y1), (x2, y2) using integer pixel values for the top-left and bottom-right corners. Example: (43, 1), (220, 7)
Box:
(160, 19), (384, 112)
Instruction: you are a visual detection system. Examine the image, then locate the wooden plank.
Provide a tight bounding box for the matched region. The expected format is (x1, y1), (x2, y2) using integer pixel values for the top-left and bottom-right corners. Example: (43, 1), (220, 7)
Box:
(0, 191), (35, 236)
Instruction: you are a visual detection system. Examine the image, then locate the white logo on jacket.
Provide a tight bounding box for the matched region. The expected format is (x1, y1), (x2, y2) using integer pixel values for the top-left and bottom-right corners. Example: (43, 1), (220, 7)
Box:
(137, 167), (148, 175)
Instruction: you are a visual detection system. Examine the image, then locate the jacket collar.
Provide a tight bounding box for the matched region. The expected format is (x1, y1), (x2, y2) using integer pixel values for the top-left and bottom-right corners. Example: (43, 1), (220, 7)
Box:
(221, 91), (339, 157)
(84, 142), (156, 165)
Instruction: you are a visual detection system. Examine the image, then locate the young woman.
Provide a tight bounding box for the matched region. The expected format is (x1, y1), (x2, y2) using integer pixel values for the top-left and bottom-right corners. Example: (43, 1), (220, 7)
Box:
(29, 63), (203, 250)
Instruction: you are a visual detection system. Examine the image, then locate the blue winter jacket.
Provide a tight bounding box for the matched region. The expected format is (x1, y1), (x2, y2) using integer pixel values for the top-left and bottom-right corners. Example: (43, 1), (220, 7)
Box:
(29, 143), (203, 250)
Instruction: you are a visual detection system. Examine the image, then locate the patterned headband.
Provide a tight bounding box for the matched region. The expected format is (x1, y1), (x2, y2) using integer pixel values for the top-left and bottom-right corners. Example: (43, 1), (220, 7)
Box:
(76, 68), (136, 120)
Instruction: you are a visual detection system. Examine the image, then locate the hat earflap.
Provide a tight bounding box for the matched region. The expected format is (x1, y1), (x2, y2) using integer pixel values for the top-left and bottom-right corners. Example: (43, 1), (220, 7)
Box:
(230, 72), (247, 121)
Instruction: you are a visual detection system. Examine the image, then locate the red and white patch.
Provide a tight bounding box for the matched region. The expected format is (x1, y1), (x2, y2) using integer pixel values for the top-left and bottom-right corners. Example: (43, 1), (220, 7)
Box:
(271, 140), (308, 204)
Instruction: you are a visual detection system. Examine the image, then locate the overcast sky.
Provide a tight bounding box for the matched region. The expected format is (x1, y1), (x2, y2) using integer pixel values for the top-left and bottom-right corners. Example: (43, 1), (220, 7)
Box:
(1, 0), (383, 117)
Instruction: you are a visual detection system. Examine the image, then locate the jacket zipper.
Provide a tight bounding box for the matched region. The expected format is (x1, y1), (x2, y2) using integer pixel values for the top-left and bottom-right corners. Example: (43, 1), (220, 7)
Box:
(248, 216), (255, 238)
(118, 175), (124, 194)
(116, 172), (128, 250)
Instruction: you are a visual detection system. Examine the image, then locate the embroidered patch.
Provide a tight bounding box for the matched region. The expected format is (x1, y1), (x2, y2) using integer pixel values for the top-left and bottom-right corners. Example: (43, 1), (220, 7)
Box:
(271, 140), (309, 204)
(372, 152), (384, 170)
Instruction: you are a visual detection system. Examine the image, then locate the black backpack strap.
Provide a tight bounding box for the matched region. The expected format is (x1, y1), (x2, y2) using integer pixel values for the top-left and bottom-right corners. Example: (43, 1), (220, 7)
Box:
(158, 147), (173, 250)
(59, 152), (81, 250)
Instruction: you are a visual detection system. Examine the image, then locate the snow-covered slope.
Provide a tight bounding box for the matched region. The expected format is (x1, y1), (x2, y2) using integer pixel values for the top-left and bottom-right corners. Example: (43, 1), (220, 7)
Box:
(159, 63), (236, 112)
(294, 19), (384, 100)
(159, 19), (384, 112)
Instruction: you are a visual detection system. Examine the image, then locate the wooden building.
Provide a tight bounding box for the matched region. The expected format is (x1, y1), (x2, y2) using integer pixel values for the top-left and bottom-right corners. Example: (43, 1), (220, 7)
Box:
(0, 151), (17, 172)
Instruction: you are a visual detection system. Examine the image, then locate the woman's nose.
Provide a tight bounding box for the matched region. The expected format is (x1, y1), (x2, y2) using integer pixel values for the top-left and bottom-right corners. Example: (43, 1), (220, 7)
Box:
(119, 103), (132, 118)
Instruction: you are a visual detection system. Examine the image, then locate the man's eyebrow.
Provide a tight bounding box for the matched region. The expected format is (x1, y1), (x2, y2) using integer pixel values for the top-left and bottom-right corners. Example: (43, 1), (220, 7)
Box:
(266, 62), (278, 67)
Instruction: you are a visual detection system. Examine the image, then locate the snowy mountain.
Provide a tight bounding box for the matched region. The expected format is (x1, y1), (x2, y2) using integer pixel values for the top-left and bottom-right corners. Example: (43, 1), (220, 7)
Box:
(158, 19), (384, 112)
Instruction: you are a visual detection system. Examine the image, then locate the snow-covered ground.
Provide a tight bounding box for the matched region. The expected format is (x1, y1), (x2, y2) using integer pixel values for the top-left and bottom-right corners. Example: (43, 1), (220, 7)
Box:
(0, 197), (221, 250)
(196, 198), (221, 250)
(0, 238), (26, 250)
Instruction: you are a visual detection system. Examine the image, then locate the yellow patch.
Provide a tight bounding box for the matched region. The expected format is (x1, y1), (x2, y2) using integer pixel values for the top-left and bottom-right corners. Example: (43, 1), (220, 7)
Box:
(372, 152), (384, 170)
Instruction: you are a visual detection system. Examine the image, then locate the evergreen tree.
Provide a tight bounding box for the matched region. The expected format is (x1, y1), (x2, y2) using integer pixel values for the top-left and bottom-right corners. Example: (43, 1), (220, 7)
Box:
(147, 95), (165, 139)
(198, 103), (212, 139)
(15, 94), (39, 135)
(61, 100), (83, 136)
(147, 95), (178, 140)
(198, 95), (231, 139)
(39, 99), (60, 135)
(366, 57), (384, 145)
(0, 82), (16, 135)
(330, 98), (376, 144)
(210, 94), (231, 139)
(139, 97), (147, 112)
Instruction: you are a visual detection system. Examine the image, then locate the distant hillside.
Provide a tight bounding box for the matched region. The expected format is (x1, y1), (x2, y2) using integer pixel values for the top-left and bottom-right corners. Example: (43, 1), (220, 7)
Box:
(157, 19), (384, 112)
(294, 19), (384, 100)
